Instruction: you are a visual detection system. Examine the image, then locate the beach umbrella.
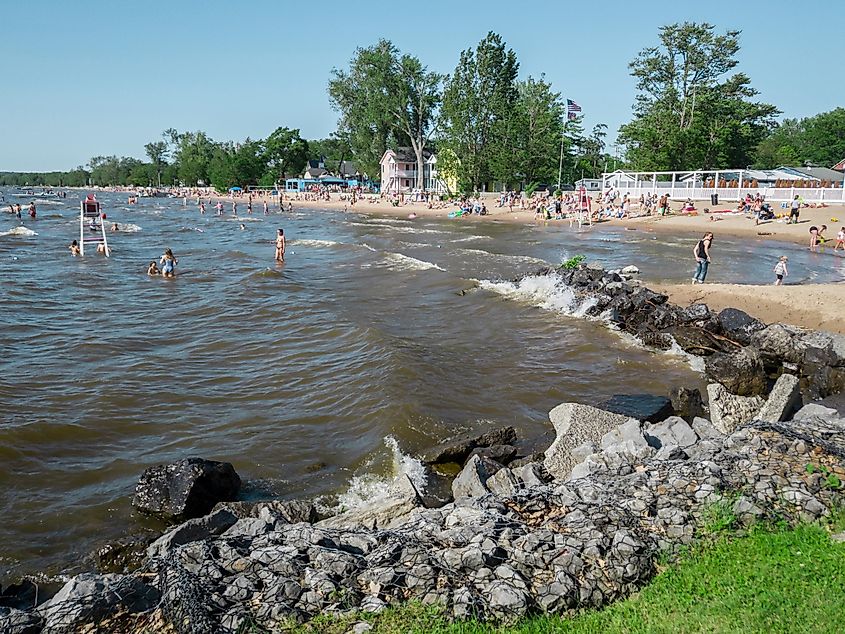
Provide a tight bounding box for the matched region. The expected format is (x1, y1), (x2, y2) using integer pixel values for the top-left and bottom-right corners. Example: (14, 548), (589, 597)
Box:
(229, 186), (242, 192)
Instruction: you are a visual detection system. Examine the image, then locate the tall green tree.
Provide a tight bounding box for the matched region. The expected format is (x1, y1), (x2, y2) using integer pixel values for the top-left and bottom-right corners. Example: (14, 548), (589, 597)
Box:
(144, 141), (169, 186)
(329, 40), (442, 189)
(505, 75), (565, 187)
(440, 32), (519, 192)
(176, 131), (216, 186)
(263, 127), (309, 181)
(618, 22), (778, 171)
(754, 108), (845, 168)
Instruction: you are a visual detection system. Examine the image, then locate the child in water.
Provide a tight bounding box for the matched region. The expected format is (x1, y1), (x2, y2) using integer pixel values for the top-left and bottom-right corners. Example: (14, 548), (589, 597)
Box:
(147, 261), (160, 275)
(68, 240), (80, 256)
(835, 227), (845, 252)
(773, 256), (788, 286)
(160, 248), (177, 277)
(275, 228), (285, 262)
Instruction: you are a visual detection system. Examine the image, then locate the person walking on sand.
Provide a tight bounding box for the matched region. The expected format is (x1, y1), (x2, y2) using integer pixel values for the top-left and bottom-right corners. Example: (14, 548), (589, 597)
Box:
(773, 256), (788, 285)
(275, 228), (286, 263)
(692, 232), (713, 284)
(790, 195), (801, 224)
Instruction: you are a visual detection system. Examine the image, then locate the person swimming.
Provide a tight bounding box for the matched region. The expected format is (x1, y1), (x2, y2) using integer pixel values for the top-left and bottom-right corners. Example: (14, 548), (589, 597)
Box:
(147, 261), (160, 275)
(160, 248), (177, 277)
(69, 240), (80, 256)
(112, 222), (120, 231)
(240, 223), (246, 230)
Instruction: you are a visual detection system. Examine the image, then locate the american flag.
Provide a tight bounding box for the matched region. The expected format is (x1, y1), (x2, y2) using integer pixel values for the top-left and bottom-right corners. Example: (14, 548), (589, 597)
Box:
(567, 99), (582, 120)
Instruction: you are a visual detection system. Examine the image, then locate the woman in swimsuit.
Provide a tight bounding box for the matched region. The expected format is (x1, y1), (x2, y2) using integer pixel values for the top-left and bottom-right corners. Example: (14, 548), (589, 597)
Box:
(275, 228), (285, 263)
(160, 248), (177, 278)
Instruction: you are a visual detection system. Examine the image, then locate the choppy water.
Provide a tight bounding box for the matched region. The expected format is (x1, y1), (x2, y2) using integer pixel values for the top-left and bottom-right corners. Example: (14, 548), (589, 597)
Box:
(1, 189), (842, 582)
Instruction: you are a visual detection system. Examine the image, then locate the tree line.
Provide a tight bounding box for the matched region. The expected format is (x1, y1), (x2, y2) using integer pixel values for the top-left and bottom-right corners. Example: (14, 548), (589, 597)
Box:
(2, 23), (841, 190)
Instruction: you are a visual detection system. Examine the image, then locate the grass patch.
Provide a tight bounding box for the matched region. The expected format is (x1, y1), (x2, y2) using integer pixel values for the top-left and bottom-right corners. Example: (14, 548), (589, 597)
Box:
(291, 523), (845, 634)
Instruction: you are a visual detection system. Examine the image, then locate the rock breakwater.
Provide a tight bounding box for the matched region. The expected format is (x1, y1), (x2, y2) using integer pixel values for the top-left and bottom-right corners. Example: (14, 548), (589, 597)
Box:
(2, 263), (844, 634)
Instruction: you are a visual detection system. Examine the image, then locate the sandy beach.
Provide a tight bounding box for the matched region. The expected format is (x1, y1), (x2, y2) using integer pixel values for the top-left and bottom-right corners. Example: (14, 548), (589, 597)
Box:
(655, 282), (845, 334)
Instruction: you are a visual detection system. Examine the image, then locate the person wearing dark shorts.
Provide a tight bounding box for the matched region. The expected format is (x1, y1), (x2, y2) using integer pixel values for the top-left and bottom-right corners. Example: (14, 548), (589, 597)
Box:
(790, 196), (800, 224)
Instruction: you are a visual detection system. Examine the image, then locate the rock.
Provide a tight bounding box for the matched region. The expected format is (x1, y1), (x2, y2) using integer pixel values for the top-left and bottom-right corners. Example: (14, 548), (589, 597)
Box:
(544, 403), (633, 479)
(213, 499), (319, 524)
(570, 441), (596, 464)
(717, 308), (766, 345)
(0, 607), (42, 634)
(509, 452), (546, 469)
(792, 403), (840, 422)
(680, 303), (711, 323)
(350, 622), (373, 634)
(705, 348), (767, 397)
(38, 573), (159, 632)
(668, 325), (729, 355)
(669, 387), (705, 421)
(0, 581), (37, 610)
(467, 444), (517, 466)
(452, 454), (502, 500)
(757, 373), (802, 423)
(620, 265), (640, 276)
(147, 509), (238, 559)
(516, 462), (550, 487)
(319, 474), (423, 530)
(707, 384), (764, 435)
(486, 468), (522, 497)
(751, 324), (802, 365)
(597, 394), (674, 423)
(691, 416), (722, 439)
(645, 416), (698, 449)
(423, 427), (517, 465)
(132, 457), (241, 522)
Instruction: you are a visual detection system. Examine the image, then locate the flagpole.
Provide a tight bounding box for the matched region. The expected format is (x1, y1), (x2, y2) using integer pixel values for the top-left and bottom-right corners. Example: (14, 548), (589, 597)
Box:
(557, 121), (566, 191)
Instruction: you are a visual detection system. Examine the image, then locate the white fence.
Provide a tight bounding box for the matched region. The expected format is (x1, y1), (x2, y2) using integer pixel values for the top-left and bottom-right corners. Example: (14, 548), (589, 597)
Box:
(604, 183), (845, 204)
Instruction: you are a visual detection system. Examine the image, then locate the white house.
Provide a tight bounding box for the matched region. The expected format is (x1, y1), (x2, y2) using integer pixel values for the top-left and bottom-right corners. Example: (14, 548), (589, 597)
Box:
(379, 148), (448, 194)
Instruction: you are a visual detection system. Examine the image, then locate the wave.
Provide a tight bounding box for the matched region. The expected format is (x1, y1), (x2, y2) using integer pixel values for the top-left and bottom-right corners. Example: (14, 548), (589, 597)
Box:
(333, 437), (427, 513)
(361, 243), (377, 252)
(477, 273), (592, 316)
(115, 223), (142, 233)
(0, 226), (37, 237)
(383, 252), (445, 272)
(228, 216), (263, 222)
(451, 235), (490, 243)
(289, 239), (342, 248)
(458, 247), (493, 256)
(350, 222), (445, 235)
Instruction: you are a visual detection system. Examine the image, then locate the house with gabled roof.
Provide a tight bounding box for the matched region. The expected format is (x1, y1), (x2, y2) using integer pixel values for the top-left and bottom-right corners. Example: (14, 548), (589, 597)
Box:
(379, 147), (448, 194)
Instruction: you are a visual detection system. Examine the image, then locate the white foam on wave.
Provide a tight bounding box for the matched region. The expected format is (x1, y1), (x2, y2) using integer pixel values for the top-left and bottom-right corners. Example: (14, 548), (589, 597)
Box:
(361, 243), (377, 252)
(458, 247), (493, 256)
(383, 252), (445, 272)
(289, 239), (341, 248)
(0, 226), (37, 237)
(451, 235), (490, 243)
(351, 221), (445, 235)
(115, 223), (141, 232)
(612, 328), (706, 374)
(228, 216), (263, 222)
(478, 273), (585, 315)
(333, 436), (427, 513)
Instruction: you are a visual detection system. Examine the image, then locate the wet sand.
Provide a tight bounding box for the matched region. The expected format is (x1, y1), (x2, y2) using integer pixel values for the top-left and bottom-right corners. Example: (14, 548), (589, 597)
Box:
(655, 282), (845, 334)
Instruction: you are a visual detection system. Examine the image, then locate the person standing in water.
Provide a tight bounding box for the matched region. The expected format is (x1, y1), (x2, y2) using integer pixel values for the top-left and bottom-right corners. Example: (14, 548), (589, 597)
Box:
(275, 228), (286, 263)
(28, 202), (36, 219)
(263, 200), (269, 215)
(692, 232), (713, 284)
(160, 248), (177, 278)
(773, 256), (788, 285)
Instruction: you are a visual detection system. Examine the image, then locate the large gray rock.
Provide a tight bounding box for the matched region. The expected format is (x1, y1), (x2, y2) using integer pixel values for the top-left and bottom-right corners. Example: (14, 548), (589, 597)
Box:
(645, 416), (698, 449)
(423, 427), (517, 465)
(147, 508), (238, 559)
(669, 387), (705, 421)
(516, 462), (550, 488)
(37, 573), (158, 632)
(212, 499), (319, 524)
(132, 457), (241, 522)
(705, 348), (767, 397)
(707, 384), (764, 434)
(486, 468), (522, 498)
(0, 607), (42, 634)
(544, 403), (634, 479)
(717, 308), (766, 345)
(757, 373), (802, 423)
(751, 324), (802, 365)
(793, 403), (840, 422)
(597, 394), (673, 423)
(318, 474), (423, 530)
(451, 454), (502, 500)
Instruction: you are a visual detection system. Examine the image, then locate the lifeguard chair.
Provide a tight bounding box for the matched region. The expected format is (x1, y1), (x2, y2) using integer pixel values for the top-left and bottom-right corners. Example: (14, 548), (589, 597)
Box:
(80, 195), (110, 256)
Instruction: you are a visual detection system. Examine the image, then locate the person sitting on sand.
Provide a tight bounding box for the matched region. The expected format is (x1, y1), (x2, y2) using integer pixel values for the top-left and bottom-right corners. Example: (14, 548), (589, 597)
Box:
(160, 248), (177, 277)
(68, 240), (80, 256)
(773, 256), (788, 286)
(147, 261), (160, 275)
(834, 227), (845, 252)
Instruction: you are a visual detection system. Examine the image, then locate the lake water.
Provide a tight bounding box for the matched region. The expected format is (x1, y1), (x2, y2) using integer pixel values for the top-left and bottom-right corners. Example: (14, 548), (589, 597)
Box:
(1, 189), (842, 582)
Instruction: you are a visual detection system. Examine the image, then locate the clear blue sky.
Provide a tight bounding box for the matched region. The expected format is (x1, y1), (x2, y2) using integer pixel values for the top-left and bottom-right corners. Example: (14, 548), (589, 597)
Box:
(1, 0), (841, 172)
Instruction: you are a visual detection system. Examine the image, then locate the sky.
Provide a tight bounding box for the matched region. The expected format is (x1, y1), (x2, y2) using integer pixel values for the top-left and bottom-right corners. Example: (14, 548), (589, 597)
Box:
(1, 0), (842, 172)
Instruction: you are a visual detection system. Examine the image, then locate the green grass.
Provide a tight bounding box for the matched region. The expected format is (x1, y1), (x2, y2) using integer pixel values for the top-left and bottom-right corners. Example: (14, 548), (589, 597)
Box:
(291, 522), (845, 634)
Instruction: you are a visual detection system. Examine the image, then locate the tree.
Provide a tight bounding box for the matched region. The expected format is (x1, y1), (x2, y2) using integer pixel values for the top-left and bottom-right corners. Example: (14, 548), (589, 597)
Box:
(309, 136), (353, 173)
(440, 32), (519, 192)
(754, 108), (845, 168)
(503, 76), (566, 188)
(176, 131), (216, 186)
(263, 127), (309, 181)
(329, 40), (442, 189)
(144, 141), (169, 186)
(618, 22), (778, 171)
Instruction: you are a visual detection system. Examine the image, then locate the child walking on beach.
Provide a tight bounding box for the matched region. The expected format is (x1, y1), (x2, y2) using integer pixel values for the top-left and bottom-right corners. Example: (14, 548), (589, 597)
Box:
(835, 227), (845, 252)
(773, 256), (788, 286)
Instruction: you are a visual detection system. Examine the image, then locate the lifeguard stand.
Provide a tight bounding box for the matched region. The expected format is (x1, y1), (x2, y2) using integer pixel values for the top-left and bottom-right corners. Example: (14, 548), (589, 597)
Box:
(80, 195), (110, 256)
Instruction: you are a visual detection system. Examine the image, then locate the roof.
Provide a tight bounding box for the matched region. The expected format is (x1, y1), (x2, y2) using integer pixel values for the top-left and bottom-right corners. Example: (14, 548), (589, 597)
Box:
(833, 158), (845, 171)
(381, 147), (434, 164)
(780, 166), (845, 183)
(304, 166), (327, 179)
(338, 160), (357, 176)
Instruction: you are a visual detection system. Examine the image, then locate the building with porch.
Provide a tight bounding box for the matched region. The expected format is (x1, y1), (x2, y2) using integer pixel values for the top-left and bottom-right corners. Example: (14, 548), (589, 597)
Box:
(379, 148), (449, 194)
